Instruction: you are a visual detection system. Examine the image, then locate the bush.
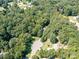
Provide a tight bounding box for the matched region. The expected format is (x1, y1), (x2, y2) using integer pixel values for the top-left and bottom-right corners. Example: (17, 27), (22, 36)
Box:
(64, 6), (78, 16)
(32, 55), (39, 59)
(50, 33), (58, 44)
(38, 49), (55, 58)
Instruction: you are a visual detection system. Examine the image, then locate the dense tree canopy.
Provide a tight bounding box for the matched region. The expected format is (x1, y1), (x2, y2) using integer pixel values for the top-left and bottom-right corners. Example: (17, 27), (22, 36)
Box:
(0, 0), (79, 59)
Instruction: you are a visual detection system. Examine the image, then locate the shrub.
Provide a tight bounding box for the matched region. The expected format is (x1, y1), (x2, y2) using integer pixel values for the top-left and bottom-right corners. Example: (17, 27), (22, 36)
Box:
(32, 55), (39, 59)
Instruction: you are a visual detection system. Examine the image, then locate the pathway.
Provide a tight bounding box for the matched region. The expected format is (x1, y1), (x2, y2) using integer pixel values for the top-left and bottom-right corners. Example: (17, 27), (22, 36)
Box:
(29, 38), (43, 59)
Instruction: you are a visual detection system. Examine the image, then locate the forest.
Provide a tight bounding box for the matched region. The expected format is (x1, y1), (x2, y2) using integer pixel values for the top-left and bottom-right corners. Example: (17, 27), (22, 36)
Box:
(0, 0), (79, 59)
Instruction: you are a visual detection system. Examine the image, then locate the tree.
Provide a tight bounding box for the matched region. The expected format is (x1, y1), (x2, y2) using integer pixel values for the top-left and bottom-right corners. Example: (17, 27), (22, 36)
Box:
(50, 33), (58, 44)
(9, 38), (17, 48)
(3, 52), (14, 59)
(64, 5), (78, 16)
(13, 33), (34, 58)
(38, 49), (55, 58)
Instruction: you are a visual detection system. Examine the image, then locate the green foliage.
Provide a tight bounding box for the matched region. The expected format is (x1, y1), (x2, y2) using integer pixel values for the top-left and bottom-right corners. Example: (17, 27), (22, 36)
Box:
(32, 55), (39, 59)
(0, 0), (79, 59)
(64, 6), (78, 16)
(0, 0), (10, 8)
(59, 23), (79, 45)
(50, 33), (58, 44)
(1, 33), (34, 59)
(3, 52), (14, 59)
(56, 47), (79, 59)
(32, 24), (41, 36)
(38, 49), (55, 58)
